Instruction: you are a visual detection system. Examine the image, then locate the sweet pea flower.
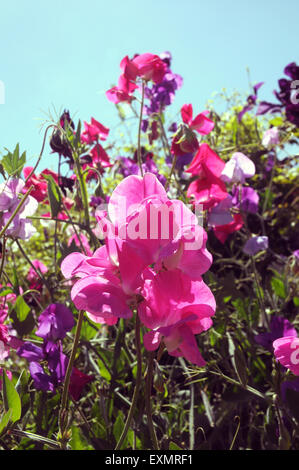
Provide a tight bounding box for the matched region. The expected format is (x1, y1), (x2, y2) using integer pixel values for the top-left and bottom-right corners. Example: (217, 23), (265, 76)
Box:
(231, 186), (260, 214)
(0, 180), (38, 240)
(238, 82), (264, 122)
(273, 336), (299, 375)
(35, 303), (75, 342)
(212, 214), (244, 244)
(220, 152), (255, 184)
(27, 260), (48, 287)
(122, 53), (167, 84)
(186, 144), (227, 210)
(262, 127), (280, 148)
(69, 368), (94, 401)
(255, 316), (297, 352)
(139, 269), (216, 366)
(243, 236), (269, 255)
(62, 173), (214, 334)
(0, 324), (10, 361)
(81, 118), (109, 144)
(181, 104), (215, 136)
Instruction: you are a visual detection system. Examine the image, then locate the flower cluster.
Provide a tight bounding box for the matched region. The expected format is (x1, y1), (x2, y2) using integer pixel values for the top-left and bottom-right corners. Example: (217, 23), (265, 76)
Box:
(62, 173), (216, 366)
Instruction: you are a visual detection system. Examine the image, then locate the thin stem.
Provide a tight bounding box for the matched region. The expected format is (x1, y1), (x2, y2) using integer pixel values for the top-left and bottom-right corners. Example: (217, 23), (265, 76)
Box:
(115, 314), (142, 450)
(59, 309), (84, 446)
(145, 352), (159, 450)
(25, 125), (55, 184)
(137, 81), (145, 176)
(0, 236), (6, 282)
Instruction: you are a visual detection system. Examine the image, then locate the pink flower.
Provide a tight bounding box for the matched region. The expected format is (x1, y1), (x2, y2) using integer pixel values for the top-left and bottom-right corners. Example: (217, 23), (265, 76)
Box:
(181, 104), (215, 135)
(68, 233), (93, 257)
(0, 324), (10, 361)
(27, 260), (48, 290)
(106, 74), (138, 104)
(130, 53), (167, 83)
(186, 144), (227, 210)
(81, 118), (109, 144)
(23, 167), (48, 202)
(106, 53), (167, 104)
(212, 213), (244, 244)
(273, 336), (299, 375)
(139, 269), (216, 366)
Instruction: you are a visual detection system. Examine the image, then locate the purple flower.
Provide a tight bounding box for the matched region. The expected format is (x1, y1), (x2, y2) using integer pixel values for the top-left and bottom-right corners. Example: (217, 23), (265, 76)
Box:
(17, 342), (44, 362)
(0, 179), (38, 240)
(243, 235), (269, 255)
(257, 62), (299, 127)
(238, 82), (264, 122)
(143, 52), (183, 115)
(117, 156), (166, 186)
(255, 316), (297, 351)
(231, 186), (259, 213)
(208, 196), (234, 226)
(29, 362), (56, 392)
(18, 339), (69, 392)
(35, 303), (75, 342)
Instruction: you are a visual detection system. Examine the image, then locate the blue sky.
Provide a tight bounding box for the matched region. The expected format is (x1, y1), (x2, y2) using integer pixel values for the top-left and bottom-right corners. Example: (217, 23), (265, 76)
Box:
(1, 0), (298, 172)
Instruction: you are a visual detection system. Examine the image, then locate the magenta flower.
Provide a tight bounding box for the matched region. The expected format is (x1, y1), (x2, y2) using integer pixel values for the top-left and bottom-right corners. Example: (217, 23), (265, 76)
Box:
(69, 368), (94, 401)
(181, 104), (215, 136)
(273, 336), (299, 375)
(139, 269), (216, 366)
(81, 117), (109, 144)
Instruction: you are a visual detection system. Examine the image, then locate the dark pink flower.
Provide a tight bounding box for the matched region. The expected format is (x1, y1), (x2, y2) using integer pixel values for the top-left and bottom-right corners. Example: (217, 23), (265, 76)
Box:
(69, 367), (94, 401)
(81, 118), (109, 144)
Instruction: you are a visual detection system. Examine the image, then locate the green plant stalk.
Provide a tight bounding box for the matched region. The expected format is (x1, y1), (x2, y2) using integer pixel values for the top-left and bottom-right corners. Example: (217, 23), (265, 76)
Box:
(0, 186), (33, 239)
(0, 236), (6, 282)
(115, 314), (142, 450)
(59, 309), (85, 444)
(137, 81), (145, 176)
(73, 153), (90, 228)
(145, 352), (159, 450)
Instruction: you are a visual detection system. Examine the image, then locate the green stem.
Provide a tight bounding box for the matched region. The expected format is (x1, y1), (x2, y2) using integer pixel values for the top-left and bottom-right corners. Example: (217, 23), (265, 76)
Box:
(137, 81), (145, 176)
(59, 309), (84, 445)
(115, 314), (142, 450)
(145, 352), (159, 450)
(0, 236), (6, 282)
(0, 186), (33, 239)
(25, 125), (55, 184)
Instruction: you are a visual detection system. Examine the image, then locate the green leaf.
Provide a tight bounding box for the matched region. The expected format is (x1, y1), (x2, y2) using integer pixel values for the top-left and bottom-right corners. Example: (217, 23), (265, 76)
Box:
(227, 333), (248, 387)
(0, 409), (13, 436)
(113, 411), (127, 449)
(97, 358), (111, 382)
(169, 441), (183, 450)
(2, 370), (22, 423)
(293, 297), (299, 307)
(14, 296), (30, 322)
(1, 143), (26, 177)
(43, 174), (62, 218)
(70, 426), (93, 450)
(271, 277), (286, 299)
